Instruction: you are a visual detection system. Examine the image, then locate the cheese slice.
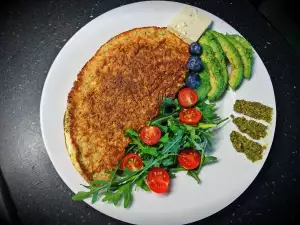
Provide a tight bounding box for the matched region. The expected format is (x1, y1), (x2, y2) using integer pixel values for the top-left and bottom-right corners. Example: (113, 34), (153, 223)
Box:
(168, 6), (212, 44)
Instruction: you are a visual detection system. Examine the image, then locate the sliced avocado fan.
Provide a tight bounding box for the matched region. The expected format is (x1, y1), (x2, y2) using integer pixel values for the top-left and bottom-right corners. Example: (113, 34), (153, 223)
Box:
(226, 35), (253, 78)
(195, 70), (211, 101)
(199, 31), (228, 89)
(210, 31), (243, 89)
(227, 34), (253, 51)
(200, 44), (226, 101)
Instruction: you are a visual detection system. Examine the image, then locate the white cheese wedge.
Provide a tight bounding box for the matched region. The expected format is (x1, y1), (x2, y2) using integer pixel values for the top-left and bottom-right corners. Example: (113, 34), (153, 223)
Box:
(167, 6), (212, 44)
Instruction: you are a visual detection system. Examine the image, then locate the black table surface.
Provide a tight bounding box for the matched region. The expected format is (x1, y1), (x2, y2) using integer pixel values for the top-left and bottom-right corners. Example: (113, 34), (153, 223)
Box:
(1, 0), (300, 224)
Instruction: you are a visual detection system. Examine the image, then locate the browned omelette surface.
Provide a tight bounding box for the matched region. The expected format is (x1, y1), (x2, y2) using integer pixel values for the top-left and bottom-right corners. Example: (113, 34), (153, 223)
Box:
(64, 27), (189, 181)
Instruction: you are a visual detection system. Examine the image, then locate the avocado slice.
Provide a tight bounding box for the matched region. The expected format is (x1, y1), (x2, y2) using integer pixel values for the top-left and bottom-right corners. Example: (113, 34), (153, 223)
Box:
(210, 31), (243, 89)
(226, 35), (253, 78)
(200, 44), (226, 101)
(199, 31), (228, 88)
(227, 34), (253, 51)
(195, 70), (211, 101)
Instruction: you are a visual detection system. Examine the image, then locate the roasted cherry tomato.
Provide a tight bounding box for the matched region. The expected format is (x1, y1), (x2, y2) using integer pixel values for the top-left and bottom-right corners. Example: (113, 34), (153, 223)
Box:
(178, 149), (201, 170)
(140, 126), (161, 146)
(179, 108), (202, 125)
(178, 88), (198, 107)
(120, 153), (143, 171)
(146, 167), (170, 194)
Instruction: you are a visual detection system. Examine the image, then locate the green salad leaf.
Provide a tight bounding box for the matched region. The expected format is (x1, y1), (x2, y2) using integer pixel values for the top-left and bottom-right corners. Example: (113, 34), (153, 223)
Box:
(187, 171), (201, 184)
(160, 97), (180, 114)
(196, 101), (219, 123)
(203, 156), (218, 165)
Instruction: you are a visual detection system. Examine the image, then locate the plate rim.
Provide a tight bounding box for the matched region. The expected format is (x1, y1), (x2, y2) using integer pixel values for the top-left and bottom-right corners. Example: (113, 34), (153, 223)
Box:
(40, 1), (277, 224)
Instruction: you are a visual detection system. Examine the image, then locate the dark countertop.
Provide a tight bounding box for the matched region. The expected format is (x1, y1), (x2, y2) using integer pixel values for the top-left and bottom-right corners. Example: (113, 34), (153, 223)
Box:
(0, 0), (300, 224)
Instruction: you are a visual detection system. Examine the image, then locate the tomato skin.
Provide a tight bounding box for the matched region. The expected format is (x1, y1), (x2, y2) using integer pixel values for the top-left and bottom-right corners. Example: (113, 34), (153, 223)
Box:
(120, 153), (143, 171)
(178, 88), (198, 107)
(179, 108), (202, 125)
(146, 167), (170, 194)
(178, 149), (201, 170)
(140, 126), (161, 146)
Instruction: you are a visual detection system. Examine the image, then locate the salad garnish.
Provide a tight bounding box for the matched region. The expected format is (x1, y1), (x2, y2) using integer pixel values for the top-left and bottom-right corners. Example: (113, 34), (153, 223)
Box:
(72, 95), (228, 207)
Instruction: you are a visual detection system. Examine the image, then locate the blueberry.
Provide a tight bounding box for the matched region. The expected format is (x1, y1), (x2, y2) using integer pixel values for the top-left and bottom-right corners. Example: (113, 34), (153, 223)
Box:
(187, 56), (202, 72)
(189, 42), (202, 55)
(186, 72), (201, 88)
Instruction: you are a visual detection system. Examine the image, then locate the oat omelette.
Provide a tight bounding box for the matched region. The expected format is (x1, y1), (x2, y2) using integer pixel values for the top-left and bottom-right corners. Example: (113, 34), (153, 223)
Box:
(64, 27), (189, 181)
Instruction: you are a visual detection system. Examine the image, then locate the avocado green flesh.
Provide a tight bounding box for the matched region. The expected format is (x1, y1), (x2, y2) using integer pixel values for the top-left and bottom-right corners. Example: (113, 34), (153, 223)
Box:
(226, 36), (252, 78)
(210, 31), (243, 89)
(200, 44), (226, 101)
(199, 31), (228, 88)
(195, 70), (211, 101)
(230, 131), (265, 162)
(227, 34), (253, 51)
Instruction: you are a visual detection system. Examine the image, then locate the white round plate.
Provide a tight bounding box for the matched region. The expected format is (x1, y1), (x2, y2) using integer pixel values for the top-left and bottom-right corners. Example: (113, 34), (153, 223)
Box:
(40, 1), (276, 225)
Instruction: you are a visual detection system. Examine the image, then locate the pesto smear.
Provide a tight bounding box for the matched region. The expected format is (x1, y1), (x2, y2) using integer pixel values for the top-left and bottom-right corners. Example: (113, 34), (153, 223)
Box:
(232, 116), (267, 140)
(234, 100), (273, 123)
(230, 131), (265, 162)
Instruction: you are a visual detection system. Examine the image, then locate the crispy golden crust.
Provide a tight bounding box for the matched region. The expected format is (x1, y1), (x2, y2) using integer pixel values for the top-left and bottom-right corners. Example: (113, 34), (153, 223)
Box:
(64, 27), (189, 181)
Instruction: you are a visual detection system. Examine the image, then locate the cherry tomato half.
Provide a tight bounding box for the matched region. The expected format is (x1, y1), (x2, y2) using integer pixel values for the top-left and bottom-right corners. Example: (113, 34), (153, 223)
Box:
(179, 108), (202, 125)
(140, 126), (161, 146)
(120, 153), (143, 171)
(178, 88), (198, 107)
(146, 167), (170, 194)
(178, 149), (201, 170)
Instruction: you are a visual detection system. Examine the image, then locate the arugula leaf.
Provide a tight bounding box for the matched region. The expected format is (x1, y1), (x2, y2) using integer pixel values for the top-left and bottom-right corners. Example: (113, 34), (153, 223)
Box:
(216, 117), (229, 125)
(161, 130), (184, 154)
(197, 117), (229, 129)
(169, 167), (186, 173)
(123, 168), (140, 176)
(196, 101), (219, 123)
(72, 189), (101, 201)
(151, 111), (178, 125)
(198, 123), (217, 129)
(203, 156), (218, 165)
(168, 119), (183, 133)
(161, 156), (175, 167)
(197, 130), (214, 147)
(187, 171), (201, 184)
(102, 182), (133, 207)
(140, 146), (158, 156)
(125, 129), (139, 137)
(193, 140), (207, 151)
(102, 190), (121, 206)
(72, 191), (93, 200)
(106, 164), (120, 190)
(160, 97), (180, 114)
(136, 177), (150, 192)
(123, 184), (133, 208)
(155, 124), (169, 133)
(89, 180), (109, 185)
(142, 157), (155, 170)
(92, 192), (100, 204)
(159, 133), (169, 143)
(125, 144), (138, 154)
